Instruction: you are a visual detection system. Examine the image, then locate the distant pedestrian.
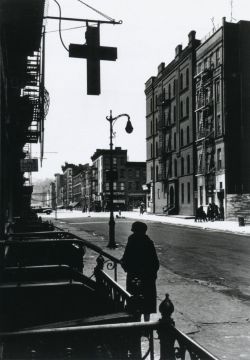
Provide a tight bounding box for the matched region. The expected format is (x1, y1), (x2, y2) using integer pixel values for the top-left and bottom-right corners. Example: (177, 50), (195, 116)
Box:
(121, 221), (159, 321)
(139, 203), (144, 215)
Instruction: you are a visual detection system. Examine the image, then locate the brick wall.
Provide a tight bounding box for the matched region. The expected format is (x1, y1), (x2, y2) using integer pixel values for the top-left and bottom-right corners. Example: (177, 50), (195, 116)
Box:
(226, 194), (250, 220)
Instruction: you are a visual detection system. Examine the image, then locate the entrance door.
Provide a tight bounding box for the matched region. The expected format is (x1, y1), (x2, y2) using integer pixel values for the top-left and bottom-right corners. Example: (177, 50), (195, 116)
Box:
(170, 186), (174, 207)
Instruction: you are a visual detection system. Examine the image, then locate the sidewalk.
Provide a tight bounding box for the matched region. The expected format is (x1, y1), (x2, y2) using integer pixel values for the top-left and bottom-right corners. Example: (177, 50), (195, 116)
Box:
(46, 209), (250, 236)
(47, 210), (250, 359)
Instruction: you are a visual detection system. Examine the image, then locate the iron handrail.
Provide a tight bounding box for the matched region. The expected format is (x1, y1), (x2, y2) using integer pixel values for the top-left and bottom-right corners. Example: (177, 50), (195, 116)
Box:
(0, 320), (220, 360)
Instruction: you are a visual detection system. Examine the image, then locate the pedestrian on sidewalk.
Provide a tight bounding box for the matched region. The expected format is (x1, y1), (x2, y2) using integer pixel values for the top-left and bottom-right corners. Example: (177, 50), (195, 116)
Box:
(121, 221), (160, 321)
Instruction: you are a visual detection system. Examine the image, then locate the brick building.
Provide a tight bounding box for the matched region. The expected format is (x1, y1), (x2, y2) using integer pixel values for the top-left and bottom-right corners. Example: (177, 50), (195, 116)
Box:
(145, 31), (200, 215)
(145, 18), (250, 220)
(195, 18), (250, 219)
(91, 147), (146, 211)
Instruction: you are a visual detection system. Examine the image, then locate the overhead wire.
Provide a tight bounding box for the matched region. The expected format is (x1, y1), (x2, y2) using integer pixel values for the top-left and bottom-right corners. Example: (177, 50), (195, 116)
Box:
(75, 0), (115, 22)
(45, 25), (86, 33)
(53, 0), (69, 52)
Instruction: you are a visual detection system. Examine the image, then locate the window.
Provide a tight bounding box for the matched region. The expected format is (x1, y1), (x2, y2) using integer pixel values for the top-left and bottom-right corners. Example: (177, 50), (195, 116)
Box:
(121, 157), (125, 166)
(217, 148), (222, 170)
(151, 166), (153, 180)
(204, 57), (208, 69)
(150, 98), (153, 112)
(136, 182), (140, 190)
(197, 62), (202, 74)
(128, 182), (133, 190)
(180, 73), (183, 90)
(187, 154), (190, 174)
(187, 126), (190, 144)
(173, 79), (176, 96)
(173, 106), (176, 122)
(113, 157), (117, 165)
(120, 169), (125, 178)
(186, 97), (189, 116)
(120, 182), (125, 190)
(128, 169), (133, 178)
(216, 114), (222, 135)
(181, 157), (184, 175)
(150, 120), (153, 135)
(174, 132), (176, 149)
(186, 68), (189, 87)
(187, 182), (191, 203)
(113, 182), (117, 190)
(135, 169), (140, 177)
(216, 48), (220, 67)
(174, 159), (177, 177)
(158, 189), (160, 199)
(150, 143), (153, 158)
(215, 80), (220, 102)
(181, 183), (184, 203)
(156, 165), (159, 181)
(106, 183), (110, 191)
(168, 83), (171, 98)
(180, 129), (184, 147)
(155, 142), (158, 157)
(180, 101), (183, 118)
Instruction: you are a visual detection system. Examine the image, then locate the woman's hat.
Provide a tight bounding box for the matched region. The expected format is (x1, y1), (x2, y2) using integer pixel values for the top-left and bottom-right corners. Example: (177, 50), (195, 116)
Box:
(131, 221), (147, 233)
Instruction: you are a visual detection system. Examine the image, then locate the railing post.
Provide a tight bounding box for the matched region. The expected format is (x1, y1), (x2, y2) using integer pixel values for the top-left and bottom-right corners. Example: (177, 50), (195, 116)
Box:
(158, 294), (176, 360)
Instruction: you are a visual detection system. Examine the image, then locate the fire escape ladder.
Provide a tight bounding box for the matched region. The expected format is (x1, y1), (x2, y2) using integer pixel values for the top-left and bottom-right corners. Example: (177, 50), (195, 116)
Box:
(197, 140), (206, 175)
(158, 91), (169, 181)
(23, 52), (41, 143)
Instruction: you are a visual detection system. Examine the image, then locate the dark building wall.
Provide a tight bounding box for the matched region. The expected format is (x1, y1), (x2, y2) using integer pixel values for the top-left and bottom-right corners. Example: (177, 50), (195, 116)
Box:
(224, 20), (250, 195)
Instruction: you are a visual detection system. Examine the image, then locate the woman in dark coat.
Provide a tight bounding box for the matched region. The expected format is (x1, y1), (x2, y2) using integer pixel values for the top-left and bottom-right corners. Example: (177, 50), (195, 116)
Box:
(121, 221), (160, 321)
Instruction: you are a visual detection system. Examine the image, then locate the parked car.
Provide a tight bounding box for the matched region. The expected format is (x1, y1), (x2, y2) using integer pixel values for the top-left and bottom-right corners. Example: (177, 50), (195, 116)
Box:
(32, 206), (53, 215)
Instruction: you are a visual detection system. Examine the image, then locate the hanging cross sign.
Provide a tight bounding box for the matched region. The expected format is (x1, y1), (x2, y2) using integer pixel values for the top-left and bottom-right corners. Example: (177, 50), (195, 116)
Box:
(69, 25), (117, 95)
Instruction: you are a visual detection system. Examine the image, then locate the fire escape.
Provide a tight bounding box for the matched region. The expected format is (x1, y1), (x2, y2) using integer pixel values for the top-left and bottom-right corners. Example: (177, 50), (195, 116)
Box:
(195, 67), (216, 199)
(158, 91), (176, 213)
(22, 46), (49, 165)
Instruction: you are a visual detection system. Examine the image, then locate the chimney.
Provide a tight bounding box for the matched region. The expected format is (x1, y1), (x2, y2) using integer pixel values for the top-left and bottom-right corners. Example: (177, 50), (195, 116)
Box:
(158, 62), (165, 75)
(188, 30), (196, 45)
(175, 44), (182, 58)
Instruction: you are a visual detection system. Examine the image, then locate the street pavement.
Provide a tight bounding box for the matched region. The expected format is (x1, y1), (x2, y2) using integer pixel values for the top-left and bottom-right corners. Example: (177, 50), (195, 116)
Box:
(44, 210), (250, 360)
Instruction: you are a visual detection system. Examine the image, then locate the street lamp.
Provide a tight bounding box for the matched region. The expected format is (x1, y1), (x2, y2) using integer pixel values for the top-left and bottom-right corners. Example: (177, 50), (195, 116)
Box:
(106, 110), (133, 249)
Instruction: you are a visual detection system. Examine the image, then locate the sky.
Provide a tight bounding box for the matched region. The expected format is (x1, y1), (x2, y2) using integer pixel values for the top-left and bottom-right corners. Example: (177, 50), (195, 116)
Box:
(32, 0), (250, 181)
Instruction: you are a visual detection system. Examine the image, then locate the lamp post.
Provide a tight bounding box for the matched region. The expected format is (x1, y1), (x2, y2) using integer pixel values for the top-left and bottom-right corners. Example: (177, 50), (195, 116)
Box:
(106, 110), (133, 249)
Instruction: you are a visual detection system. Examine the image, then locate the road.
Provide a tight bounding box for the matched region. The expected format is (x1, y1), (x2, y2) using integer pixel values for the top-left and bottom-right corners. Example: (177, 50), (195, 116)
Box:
(58, 216), (250, 304)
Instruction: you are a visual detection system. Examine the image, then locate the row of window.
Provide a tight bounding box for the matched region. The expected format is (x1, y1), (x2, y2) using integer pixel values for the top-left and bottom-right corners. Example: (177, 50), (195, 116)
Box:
(104, 182), (142, 191)
(149, 126), (191, 159)
(149, 69), (190, 113)
(196, 47), (221, 75)
(152, 155), (192, 180)
(198, 148), (222, 172)
(149, 97), (190, 135)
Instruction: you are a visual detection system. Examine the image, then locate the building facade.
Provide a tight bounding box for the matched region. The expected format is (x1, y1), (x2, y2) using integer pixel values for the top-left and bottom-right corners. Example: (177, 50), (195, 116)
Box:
(195, 18), (250, 219)
(91, 148), (146, 211)
(145, 31), (200, 215)
(54, 173), (64, 207)
(126, 162), (146, 209)
(91, 147), (128, 211)
(146, 18), (250, 219)
(0, 0), (45, 235)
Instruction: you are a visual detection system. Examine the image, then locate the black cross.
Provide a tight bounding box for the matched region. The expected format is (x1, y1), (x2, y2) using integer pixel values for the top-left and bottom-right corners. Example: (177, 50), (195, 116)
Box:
(69, 26), (117, 95)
